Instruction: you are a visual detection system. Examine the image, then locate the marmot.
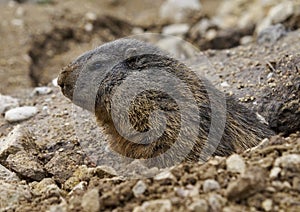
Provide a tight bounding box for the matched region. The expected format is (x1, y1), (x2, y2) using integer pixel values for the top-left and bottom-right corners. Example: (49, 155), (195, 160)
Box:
(58, 38), (274, 167)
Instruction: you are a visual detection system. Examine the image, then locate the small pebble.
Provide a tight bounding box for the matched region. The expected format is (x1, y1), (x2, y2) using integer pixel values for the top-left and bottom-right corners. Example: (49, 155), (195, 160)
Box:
(132, 180), (147, 197)
(269, 167), (281, 179)
(262, 199), (273, 211)
(226, 154), (246, 173)
(154, 170), (176, 181)
(5, 106), (38, 122)
(203, 179), (221, 193)
(32, 86), (52, 95)
(162, 24), (190, 36)
(188, 199), (209, 212)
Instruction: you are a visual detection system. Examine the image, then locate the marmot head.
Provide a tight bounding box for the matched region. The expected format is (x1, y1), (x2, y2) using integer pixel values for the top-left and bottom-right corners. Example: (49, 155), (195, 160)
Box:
(57, 38), (165, 111)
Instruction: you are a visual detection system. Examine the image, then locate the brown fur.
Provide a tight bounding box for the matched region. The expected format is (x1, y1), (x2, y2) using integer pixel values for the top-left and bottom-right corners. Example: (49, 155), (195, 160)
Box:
(58, 38), (274, 167)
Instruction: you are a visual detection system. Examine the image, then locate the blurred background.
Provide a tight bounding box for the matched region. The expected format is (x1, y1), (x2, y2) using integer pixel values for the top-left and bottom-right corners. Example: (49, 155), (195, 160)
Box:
(0, 0), (299, 94)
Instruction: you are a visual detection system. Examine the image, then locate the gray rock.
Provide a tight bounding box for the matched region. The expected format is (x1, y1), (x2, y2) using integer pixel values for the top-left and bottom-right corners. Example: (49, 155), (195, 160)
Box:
(162, 24), (190, 36)
(262, 199), (273, 212)
(154, 170), (176, 181)
(226, 167), (267, 201)
(5, 106), (38, 122)
(203, 179), (221, 193)
(135, 199), (172, 212)
(0, 164), (19, 182)
(32, 86), (53, 95)
(0, 94), (19, 114)
(132, 180), (147, 197)
(188, 199), (209, 212)
(226, 154), (246, 173)
(269, 167), (281, 179)
(81, 188), (100, 212)
(0, 125), (37, 163)
(156, 37), (196, 60)
(0, 180), (32, 210)
(208, 193), (226, 212)
(257, 24), (287, 44)
(6, 150), (46, 181)
(274, 154), (300, 172)
(159, 0), (201, 23)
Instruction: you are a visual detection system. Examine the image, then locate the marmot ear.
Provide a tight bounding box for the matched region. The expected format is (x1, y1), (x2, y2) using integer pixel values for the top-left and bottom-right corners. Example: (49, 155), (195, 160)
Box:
(125, 48), (138, 59)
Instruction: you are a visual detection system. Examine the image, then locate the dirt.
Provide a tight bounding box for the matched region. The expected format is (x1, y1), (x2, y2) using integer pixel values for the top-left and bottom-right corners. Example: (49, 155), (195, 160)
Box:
(0, 0), (299, 211)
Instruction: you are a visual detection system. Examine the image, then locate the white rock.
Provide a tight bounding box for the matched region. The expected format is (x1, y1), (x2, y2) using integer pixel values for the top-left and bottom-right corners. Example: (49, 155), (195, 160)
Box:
(203, 179), (221, 193)
(257, 24), (287, 44)
(226, 154), (246, 173)
(84, 23), (94, 32)
(132, 180), (147, 197)
(131, 27), (144, 35)
(81, 188), (100, 212)
(160, 0), (201, 23)
(85, 12), (97, 21)
(32, 86), (53, 96)
(240, 36), (253, 45)
(156, 37), (196, 60)
(0, 94), (19, 114)
(269, 167), (281, 179)
(188, 199), (209, 212)
(52, 78), (58, 86)
(0, 125), (36, 159)
(208, 193), (226, 212)
(0, 181), (32, 210)
(0, 164), (19, 182)
(139, 199), (172, 212)
(262, 199), (273, 212)
(274, 154), (300, 171)
(154, 170), (176, 181)
(268, 2), (294, 24)
(162, 24), (190, 36)
(5, 106), (38, 122)
(220, 81), (230, 88)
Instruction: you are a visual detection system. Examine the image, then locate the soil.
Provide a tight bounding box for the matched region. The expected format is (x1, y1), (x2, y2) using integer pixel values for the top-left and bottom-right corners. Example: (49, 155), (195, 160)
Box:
(0, 0), (299, 211)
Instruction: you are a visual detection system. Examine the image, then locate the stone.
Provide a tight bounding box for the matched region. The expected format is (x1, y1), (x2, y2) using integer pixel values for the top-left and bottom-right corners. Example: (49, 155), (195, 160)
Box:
(0, 180), (32, 210)
(274, 154), (300, 172)
(208, 193), (226, 212)
(156, 37), (196, 60)
(203, 179), (221, 193)
(81, 188), (100, 212)
(132, 180), (147, 197)
(257, 24), (287, 44)
(5, 106), (38, 122)
(159, 0), (201, 23)
(269, 167), (281, 179)
(162, 24), (190, 36)
(226, 154), (246, 173)
(226, 167), (267, 201)
(31, 178), (56, 195)
(32, 86), (53, 95)
(0, 94), (19, 114)
(0, 164), (19, 182)
(188, 199), (209, 212)
(262, 199), (273, 211)
(0, 125), (37, 162)
(45, 151), (84, 184)
(6, 150), (46, 181)
(154, 170), (176, 181)
(136, 199), (172, 212)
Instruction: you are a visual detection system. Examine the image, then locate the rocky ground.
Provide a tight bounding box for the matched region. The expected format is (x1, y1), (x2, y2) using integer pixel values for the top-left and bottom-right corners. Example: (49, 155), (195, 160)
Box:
(0, 0), (299, 211)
